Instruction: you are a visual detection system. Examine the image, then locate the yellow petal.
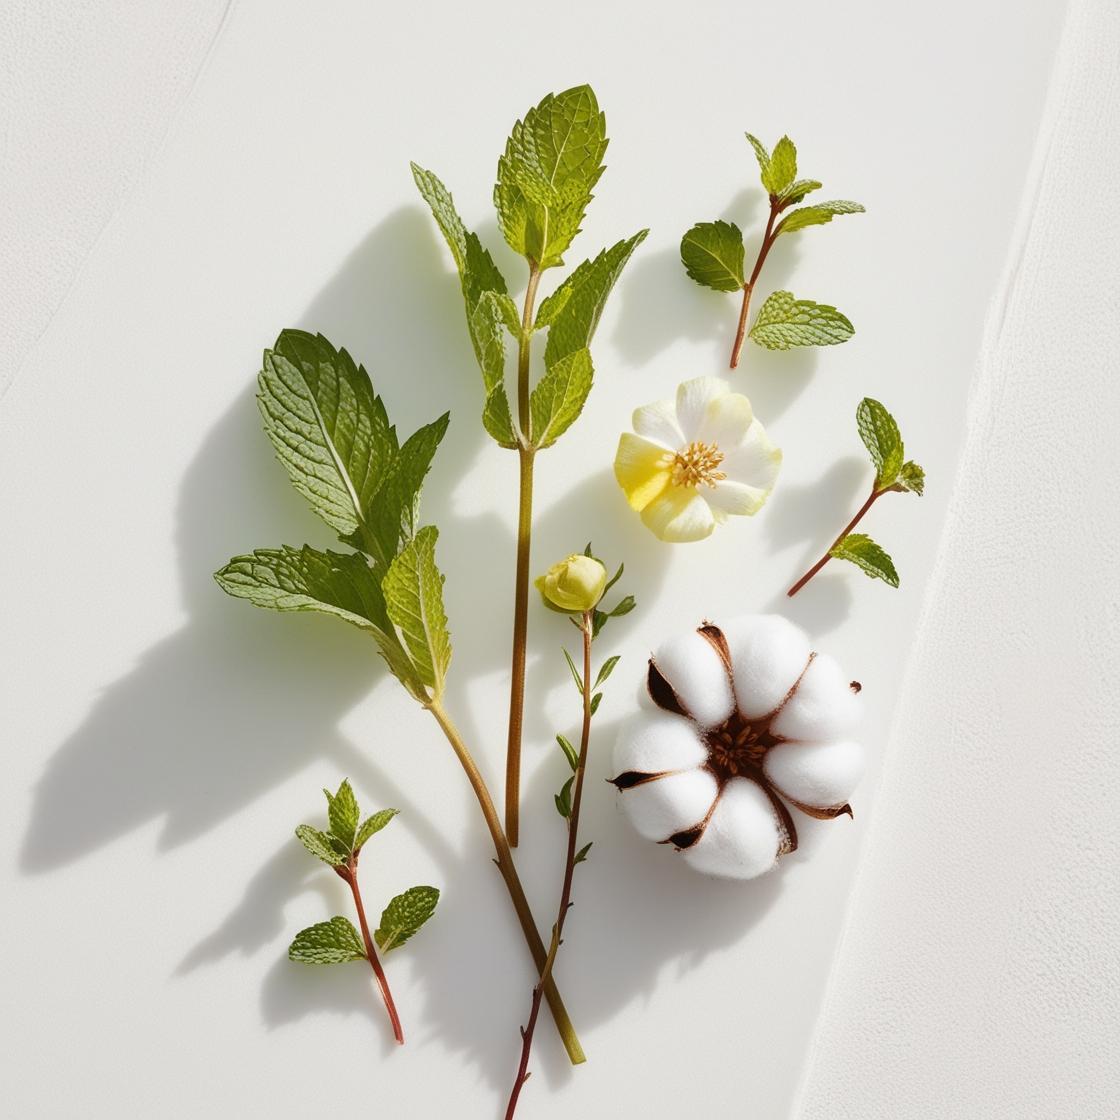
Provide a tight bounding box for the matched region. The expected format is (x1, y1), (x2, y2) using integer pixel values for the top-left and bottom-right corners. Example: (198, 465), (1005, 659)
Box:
(640, 486), (716, 542)
(614, 433), (674, 511)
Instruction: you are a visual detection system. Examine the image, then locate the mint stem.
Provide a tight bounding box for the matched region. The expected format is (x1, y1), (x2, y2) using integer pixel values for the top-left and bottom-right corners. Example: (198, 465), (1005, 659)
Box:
(787, 484), (886, 597)
(505, 612), (596, 1118)
(730, 198), (781, 369)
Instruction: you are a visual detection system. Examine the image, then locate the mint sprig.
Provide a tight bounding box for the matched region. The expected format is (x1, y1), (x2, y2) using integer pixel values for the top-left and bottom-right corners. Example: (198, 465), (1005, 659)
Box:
(681, 131), (864, 368)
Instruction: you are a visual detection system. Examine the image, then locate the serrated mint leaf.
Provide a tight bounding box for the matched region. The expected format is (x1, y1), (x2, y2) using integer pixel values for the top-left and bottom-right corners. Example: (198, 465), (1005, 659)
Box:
(781, 178), (823, 205)
(555, 776), (574, 819)
(375, 886), (440, 952)
(289, 916), (367, 964)
(898, 460), (925, 496)
(295, 824), (347, 866)
(594, 655), (620, 688)
(325, 779), (360, 849)
(354, 808), (399, 850)
(541, 231), (648, 365)
(383, 526), (451, 696)
(829, 533), (899, 587)
(482, 385), (519, 448)
(765, 136), (797, 195)
(744, 132), (770, 183)
(468, 291), (509, 396)
(258, 331), (396, 557)
(680, 221), (745, 292)
(574, 841), (592, 864)
(749, 290), (854, 350)
(778, 200), (865, 235)
(529, 347), (593, 448)
(556, 734), (578, 772)
(856, 398), (905, 489)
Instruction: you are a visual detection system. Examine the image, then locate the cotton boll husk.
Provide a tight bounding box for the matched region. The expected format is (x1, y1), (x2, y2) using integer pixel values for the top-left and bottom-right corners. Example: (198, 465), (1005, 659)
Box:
(613, 710), (709, 776)
(681, 778), (782, 880)
(650, 628), (735, 727)
(721, 614), (812, 719)
(763, 739), (866, 809)
(618, 769), (720, 842)
(771, 652), (861, 741)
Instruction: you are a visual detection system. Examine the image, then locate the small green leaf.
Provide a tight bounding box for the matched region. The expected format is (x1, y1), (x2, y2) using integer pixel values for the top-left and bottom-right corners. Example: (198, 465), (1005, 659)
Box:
(857, 398), (905, 489)
(744, 132), (770, 183)
(556, 734), (578, 772)
(483, 384), (519, 448)
(289, 916), (367, 964)
(324, 779), (360, 849)
(295, 824), (347, 866)
(562, 648), (583, 693)
(829, 533), (899, 587)
(765, 136), (797, 195)
(375, 886), (440, 952)
(603, 562), (624, 594)
(529, 347), (593, 448)
(354, 808), (398, 851)
(574, 841), (592, 864)
(680, 221), (745, 292)
(749, 291), (854, 350)
(898, 460), (925, 495)
(778, 200), (865, 235)
(780, 178), (823, 205)
(555, 776), (574, 819)
(590, 691), (603, 715)
(594, 655), (620, 688)
(608, 595), (636, 617)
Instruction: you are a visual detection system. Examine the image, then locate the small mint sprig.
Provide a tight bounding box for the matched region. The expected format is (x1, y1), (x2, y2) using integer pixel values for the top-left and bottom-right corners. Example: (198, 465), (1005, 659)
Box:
(290, 779), (439, 1045)
(680, 132), (864, 369)
(787, 398), (925, 597)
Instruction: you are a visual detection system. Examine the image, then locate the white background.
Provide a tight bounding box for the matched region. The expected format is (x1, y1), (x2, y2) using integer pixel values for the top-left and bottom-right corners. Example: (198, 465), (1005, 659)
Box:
(4, 2), (1112, 1117)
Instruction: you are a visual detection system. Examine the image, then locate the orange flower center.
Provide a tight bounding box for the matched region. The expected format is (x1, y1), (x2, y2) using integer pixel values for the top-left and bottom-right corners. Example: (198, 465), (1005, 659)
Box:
(672, 440), (726, 489)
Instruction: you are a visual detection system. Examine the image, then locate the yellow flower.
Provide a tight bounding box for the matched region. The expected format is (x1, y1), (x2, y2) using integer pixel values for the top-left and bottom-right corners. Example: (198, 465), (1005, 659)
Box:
(535, 554), (608, 613)
(614, 376), (781, 542)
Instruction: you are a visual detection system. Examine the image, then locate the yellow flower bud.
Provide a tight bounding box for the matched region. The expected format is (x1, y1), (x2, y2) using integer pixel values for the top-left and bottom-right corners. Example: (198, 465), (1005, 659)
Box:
(535, 554), (608, 614)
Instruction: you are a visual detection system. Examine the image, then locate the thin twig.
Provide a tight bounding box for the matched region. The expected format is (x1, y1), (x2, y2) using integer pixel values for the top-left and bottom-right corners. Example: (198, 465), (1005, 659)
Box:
(730, 197), (782, 369)
(787, 485), (889, 596)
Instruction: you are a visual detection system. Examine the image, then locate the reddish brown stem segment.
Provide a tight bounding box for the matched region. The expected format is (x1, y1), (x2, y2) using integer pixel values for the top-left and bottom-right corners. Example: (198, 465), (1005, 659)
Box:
(787, 485), (887, 597)
(730, 197), (782, 369)
(338, 862), (404, 1045)
(505, 613), (595, 1119)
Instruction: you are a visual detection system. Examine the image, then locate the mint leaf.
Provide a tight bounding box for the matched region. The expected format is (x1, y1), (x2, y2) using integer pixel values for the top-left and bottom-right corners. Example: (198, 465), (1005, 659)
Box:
(898, 460), (925, 496)
(680, 221), (746, 292)
(749, 291), (854, 350)
(857, 398), (905, 489)
(829, 533), (899, 587)
(289, 917), (367, 964)
(765, 136), (797, 195)
(258, 331), (396, 558)
(383, 525), (451, 696)
(780, 178), (823, 205)
(744, 133), (771, 183)
(529, 347), (593, 448)
(556, 734), (578, 772)
(325, 779), (360, 849)
(483, 385), (519, 448)
(355, 808), (399, 850)
(594, 655), (620, 688)
(555, 776), (574, 819)
(375, 886), (440, 952)
(295, 824), (346, 866)
(778, 200), (865, 235)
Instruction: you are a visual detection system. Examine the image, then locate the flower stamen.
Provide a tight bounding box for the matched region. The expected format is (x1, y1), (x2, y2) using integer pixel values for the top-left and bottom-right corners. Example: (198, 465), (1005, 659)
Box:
(672, 440), (726, 489)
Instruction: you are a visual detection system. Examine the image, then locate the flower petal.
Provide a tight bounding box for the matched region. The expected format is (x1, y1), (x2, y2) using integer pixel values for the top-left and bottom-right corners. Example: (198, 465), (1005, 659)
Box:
(721, 614), (812, 719)
(681, 778), (782, 880)
(720, 419), (782, 491)
(706, 478), (771, 518)
(613, 710), (709, 776)
(694, 389), (754, 449)
(640, 486), (716, 542)
(614, 433), (674, 512)
(764, 739), (866, 809)
(675, 376), (729, 442)
(651, 628), (735, 727)
(632, 397), (685, 449)
(618, 769), (719, 842)
(771, 652), (862, 741)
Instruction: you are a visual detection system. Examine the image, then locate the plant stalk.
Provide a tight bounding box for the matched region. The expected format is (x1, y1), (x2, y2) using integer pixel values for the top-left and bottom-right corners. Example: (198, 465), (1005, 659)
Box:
(505, 612), (595, 1118)
(787, 485), (886, 597)
(426, 698), (586, 1066)
(730, 198), (782, 369)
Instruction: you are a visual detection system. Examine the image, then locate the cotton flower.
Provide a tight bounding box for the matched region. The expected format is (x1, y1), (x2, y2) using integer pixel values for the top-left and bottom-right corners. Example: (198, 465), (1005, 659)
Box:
(610, 614), (865, 880)
(536, 554), (608, 614)
(613, 376), (781, 542)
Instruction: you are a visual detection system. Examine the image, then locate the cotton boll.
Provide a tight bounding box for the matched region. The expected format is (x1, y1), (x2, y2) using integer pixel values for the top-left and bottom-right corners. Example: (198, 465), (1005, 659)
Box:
(681, 779), (782, 880)
(764, 739), (866, 809)
(771, 653), (861, 741)
(613, 710), (709, 776)
(722, 614), (812, 719)
(650, 628), (735, 727)
(619, 769), (720, 842)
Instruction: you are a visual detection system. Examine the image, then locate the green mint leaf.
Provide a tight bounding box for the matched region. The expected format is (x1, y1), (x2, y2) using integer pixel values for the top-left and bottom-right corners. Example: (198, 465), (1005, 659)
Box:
(898, 460), (925, 496)
(777, 200), (865, 235)
(468, 292), (509, 397)
(540, 231), (648, 365)
(780, 178), (823, 206)
(289, 916), (367, 964)
(744, 132), (771, 184)
(375, 886), (440, 953)
(556, 734), (579, 772)
(529, 347), (593, 449)
(829, 533), (899, 587)
(594, 655), (620, 688)
(324, 779), (360, 849)
(574, 841), (592, 864)
(295, 824), (347, 866)
(590, 691), (603, 715)
(562, 648), (583, 693)
(482, 385), (519, 448)
(383, 526), (452, 698)
(354, 808), (399, 851)
(555, 776), (574, 819)
(258, 331), (396, 558)
(856, 398), (905, 489)
(749, 290), (854, 350)
(765, 135), (797, 195)
(680, 221), (746, 292)
(492, 291), (522, 336)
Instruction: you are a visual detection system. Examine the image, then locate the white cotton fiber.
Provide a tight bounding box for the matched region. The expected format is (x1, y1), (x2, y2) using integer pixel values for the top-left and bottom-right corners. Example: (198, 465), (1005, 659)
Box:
(681, 778), (781, 880)
(650, 628), (735, 727)
(612, 710), (709, 776)
(721, 614), (812, 719)
(763, 739), (865, 809)
(771, 652), (861, 741)
(619, 768), (719, 842)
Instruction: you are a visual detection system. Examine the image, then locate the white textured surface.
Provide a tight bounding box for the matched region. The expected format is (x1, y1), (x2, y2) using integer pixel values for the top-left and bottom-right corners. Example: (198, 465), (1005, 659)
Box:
(0, 2), (1068, 1116)
(796, 2), (1120, 1115)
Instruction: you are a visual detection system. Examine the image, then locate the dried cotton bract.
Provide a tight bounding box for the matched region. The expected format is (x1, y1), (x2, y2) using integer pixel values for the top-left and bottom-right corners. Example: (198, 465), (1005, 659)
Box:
(610, 615), (865, 880)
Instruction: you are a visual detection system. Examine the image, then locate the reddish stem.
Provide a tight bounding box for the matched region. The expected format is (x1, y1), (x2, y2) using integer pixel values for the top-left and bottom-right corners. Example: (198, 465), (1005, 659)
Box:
(787, 485), (886, 597)
(730, 197), (782, 369)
